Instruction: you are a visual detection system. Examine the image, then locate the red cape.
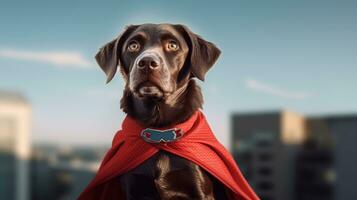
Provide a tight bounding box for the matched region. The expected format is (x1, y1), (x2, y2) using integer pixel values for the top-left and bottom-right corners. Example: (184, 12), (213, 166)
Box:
(78, 111), (259, 200)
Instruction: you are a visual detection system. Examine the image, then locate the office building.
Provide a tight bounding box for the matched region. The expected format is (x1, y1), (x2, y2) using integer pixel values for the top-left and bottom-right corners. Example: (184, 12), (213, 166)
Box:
(231, 110), (305, 200)
(232, 110), (357, 200)
(0, 91), (31, 200)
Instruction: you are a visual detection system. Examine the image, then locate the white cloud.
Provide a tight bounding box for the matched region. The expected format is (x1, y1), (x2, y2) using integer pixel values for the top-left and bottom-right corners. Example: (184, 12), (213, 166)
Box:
(245, 78), (311, 100)
(0, 49), (92, 68)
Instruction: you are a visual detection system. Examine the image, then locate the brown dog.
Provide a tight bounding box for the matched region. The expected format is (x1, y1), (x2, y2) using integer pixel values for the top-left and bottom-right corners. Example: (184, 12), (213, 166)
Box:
(95, 24), (230, 199)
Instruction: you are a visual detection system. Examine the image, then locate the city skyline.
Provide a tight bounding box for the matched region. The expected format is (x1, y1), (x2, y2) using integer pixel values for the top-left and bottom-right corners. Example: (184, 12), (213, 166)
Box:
(1, 0), (357, 146)
(231, 109), (357, 200)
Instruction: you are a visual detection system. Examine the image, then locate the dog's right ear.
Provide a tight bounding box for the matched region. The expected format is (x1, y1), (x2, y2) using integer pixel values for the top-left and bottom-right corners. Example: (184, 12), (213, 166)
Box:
(95, 25), (138, 83)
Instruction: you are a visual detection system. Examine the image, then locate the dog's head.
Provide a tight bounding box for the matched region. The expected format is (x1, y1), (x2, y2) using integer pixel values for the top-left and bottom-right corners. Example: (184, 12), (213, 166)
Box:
(95, 23), (220, 101)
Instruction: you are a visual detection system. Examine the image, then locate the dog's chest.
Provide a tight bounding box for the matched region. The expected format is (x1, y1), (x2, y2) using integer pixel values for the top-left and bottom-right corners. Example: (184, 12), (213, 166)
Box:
(118, 151), (195, 199)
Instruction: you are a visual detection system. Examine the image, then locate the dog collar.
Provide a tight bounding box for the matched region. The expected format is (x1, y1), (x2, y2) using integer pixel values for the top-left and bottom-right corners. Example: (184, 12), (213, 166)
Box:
(141, 128), (183, 143)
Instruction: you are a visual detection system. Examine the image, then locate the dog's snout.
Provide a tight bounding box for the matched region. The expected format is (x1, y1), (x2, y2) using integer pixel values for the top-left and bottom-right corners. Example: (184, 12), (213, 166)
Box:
(137, 55), (161, 70)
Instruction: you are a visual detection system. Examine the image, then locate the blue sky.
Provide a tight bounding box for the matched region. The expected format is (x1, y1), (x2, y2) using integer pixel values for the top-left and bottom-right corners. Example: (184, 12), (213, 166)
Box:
(0, 0), (356, 147)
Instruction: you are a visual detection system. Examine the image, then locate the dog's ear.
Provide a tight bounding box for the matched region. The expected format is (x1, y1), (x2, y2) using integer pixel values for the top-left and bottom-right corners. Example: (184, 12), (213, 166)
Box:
(95, 25), (138, 83)
(175, 25), (221, 81)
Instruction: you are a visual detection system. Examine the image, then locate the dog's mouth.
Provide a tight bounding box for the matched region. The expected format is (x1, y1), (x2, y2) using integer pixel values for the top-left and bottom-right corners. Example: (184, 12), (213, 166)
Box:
(134, 81), (164, 99)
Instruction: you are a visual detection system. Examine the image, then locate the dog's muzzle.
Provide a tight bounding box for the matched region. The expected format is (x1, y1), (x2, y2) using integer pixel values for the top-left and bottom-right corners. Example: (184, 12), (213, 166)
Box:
(129, 50), (168, 99)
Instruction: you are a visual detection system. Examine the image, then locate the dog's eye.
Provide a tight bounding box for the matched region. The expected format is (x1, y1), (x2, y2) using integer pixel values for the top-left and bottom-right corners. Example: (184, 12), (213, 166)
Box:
(166, 41), (179, 51)
(127, 41), (140, 52)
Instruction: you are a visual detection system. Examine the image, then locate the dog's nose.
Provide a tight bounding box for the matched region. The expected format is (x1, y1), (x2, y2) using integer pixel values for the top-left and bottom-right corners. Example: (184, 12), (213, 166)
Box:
(137, 55), (161, 70)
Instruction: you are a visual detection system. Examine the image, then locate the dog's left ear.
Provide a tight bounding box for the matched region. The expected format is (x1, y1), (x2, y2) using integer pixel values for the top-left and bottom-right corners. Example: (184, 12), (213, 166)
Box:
(95, 25), (138, 83)
(175, 25), (221, 81)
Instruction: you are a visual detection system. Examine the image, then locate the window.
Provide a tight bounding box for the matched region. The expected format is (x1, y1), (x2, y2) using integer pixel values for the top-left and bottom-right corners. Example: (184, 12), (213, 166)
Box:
(258, 167), (273, 176)
(258, 153), (273, 162)
(257, 181), (274, 191)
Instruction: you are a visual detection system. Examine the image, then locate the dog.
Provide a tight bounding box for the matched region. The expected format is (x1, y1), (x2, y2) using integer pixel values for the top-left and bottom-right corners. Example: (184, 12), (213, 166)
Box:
(79, 24), (258, 200)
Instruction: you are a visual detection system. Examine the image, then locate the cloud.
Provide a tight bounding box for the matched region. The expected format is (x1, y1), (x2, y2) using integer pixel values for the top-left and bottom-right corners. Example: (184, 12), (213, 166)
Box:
(0, 49), (92, 68)
(245, 78), (311, 100)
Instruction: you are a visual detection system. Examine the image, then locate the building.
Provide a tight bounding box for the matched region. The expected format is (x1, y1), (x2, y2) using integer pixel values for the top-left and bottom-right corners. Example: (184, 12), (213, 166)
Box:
(30, 144), (105, 200)
(231, 110), (305, 200)
(295, 115), (357, 200)
(295, 118), (334, 200)
(232, 110), (357, 200)
(0, 91), (31, 200)
(324, 115), (357, 200)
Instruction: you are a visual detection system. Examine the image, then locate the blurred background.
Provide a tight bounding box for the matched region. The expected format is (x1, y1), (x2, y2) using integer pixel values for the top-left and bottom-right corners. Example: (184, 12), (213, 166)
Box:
(0, 0), (356, 199)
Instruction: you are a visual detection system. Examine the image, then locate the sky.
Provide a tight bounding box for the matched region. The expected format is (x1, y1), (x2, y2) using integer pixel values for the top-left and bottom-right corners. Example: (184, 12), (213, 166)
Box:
(0, 0), (356, 147)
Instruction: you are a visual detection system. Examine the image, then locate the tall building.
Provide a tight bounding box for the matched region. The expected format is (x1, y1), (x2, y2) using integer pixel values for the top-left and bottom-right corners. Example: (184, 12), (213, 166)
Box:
(324, 115), (357, 200)
(231, 110), (305, 200)
(0, 91), (31, 200)
(295, 118), (334, 200)
(232, 110), (357, 200)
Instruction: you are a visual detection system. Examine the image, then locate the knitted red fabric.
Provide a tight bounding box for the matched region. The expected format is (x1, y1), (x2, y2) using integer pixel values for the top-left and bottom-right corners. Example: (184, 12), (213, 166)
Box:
(78, 111), (259, 200)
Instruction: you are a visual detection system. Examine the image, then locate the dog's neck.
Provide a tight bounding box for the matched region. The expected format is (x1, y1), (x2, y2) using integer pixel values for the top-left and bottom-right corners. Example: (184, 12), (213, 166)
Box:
(121, 80), (203, 127)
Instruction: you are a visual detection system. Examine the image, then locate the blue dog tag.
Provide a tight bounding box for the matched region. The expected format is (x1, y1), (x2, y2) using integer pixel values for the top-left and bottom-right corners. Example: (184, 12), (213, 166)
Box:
(141, 128), (183, 143)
